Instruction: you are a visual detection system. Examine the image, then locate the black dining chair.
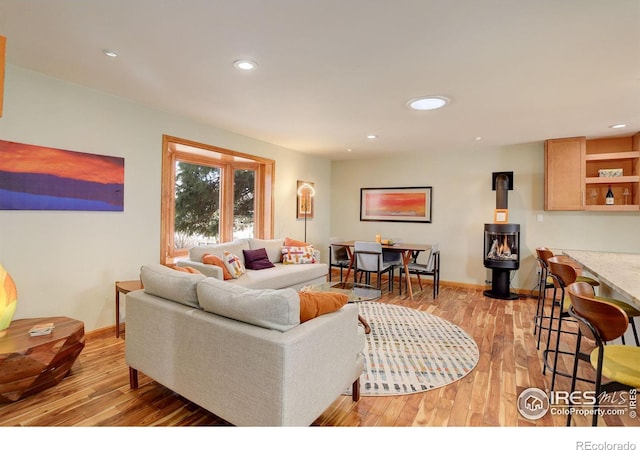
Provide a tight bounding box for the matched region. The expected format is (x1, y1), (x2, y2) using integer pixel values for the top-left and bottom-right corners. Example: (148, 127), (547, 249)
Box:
(328, 237), (351, 282)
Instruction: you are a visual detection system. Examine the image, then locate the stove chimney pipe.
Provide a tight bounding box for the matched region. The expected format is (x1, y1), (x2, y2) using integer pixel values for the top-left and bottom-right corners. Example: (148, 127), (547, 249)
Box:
(492, 171), (513, 210)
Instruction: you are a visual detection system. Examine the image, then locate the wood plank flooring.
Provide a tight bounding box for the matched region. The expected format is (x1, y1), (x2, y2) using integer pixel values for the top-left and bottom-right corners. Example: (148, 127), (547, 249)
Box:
(1, 276), (638, 428)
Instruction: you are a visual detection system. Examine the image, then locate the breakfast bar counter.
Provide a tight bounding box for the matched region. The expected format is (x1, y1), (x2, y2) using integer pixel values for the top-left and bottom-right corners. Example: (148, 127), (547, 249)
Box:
(561, 249), (640, 311)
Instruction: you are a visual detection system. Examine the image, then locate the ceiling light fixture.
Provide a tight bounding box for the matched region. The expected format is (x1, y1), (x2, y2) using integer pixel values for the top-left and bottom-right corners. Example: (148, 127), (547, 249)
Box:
(233, 59), (257, 71)
(366, 134), (378, 139)
(407, 96), (450, 111)
(102, 49), (119, 58)
(609, 123), (627, 129)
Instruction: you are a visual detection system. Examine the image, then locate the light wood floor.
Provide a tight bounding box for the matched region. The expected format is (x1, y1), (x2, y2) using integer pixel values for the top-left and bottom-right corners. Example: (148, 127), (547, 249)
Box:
(1, 276), (638, 428)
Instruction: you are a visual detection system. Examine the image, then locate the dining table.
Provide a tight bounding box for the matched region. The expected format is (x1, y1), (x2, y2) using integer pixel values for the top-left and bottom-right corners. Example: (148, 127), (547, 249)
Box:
(330, 240), (432, 300)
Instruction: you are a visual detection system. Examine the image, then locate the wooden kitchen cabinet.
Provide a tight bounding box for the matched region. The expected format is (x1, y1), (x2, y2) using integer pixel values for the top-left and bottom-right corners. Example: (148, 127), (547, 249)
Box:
(544, 133), (640, 211)
(544, 137), (585, 210)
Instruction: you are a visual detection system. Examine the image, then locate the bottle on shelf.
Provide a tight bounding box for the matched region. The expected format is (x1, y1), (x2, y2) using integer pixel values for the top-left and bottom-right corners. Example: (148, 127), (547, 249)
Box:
(606, 185), (614, 205)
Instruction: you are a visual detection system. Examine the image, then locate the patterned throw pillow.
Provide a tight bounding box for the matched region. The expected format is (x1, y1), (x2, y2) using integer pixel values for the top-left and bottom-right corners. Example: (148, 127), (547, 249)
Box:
(281, 246), (317, 264)
(222, 251), (246, 278)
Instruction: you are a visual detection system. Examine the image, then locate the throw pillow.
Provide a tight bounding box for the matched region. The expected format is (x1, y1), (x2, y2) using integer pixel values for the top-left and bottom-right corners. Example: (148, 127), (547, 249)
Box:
(222, 251), (246, 278)
(281, 246), (317, 264)
(172, 266), (202, 274)
(202, 253), (233, 280)
(243, 248), (275, 270)
(298, 291), (349, 323)
(284, 237), (310, 247)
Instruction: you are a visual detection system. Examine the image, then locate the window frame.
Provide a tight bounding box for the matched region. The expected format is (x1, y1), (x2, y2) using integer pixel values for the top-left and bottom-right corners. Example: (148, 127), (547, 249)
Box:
(161, 135), (274, 265)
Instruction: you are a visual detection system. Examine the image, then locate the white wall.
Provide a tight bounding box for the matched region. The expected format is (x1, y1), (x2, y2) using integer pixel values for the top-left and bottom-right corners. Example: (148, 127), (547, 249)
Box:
(0, 65), (330, 331)
(330, 144), (640, 294)
(3, 65), (637, 332)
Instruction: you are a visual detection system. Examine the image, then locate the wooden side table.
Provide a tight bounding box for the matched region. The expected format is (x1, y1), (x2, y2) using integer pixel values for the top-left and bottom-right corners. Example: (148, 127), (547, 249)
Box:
(115, 280), (143, 338)
(0, 317), (85, 403)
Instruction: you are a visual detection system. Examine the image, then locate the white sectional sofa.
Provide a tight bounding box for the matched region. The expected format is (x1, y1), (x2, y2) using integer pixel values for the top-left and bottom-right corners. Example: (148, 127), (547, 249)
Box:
(125, 264), (365, 426)
(176, 238), (328, 290)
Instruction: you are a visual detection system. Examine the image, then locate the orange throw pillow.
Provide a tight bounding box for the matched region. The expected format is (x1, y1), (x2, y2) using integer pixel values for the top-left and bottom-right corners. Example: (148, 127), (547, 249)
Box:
(173, 266), (201, 274)
(285, 237), (310, 247)
(202, 253), (233, 280)
(298, 291), (349, 323)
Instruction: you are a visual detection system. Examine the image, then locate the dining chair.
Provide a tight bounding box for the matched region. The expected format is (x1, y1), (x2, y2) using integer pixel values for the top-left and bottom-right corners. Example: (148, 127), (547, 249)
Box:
(328, 237), (351, 282)
(382, 238), (403, 292)
(399, 243), (440, 299)
(566, 282), (640, 426)
(353, 241), (395, 292)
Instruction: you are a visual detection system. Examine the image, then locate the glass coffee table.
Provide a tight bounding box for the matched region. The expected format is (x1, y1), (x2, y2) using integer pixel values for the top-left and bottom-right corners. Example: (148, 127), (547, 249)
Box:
(302, 282), (381, 333)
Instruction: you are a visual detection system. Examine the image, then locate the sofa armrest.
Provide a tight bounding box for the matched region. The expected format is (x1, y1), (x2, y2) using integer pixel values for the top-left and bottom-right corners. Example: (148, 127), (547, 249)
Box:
(176, 260), (223, 279)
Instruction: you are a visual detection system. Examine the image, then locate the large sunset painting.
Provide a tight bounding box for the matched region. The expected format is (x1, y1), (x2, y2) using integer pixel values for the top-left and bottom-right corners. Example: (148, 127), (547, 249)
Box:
(0, 140), (124, 211)
(360, 187), (432, 223)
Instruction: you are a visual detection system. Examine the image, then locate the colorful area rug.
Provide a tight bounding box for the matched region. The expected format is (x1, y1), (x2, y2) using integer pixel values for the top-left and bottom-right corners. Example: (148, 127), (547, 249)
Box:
(348, 302), (479, 396)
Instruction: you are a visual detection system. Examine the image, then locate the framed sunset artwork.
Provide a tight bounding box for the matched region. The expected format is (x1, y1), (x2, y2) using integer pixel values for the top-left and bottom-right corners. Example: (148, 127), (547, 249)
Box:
(0, 139), (124, 211)
(360, 186), (432, 223)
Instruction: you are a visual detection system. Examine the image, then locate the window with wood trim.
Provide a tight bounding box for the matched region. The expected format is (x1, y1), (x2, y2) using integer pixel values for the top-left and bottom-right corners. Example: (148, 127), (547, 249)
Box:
(161, 135), (274, 264)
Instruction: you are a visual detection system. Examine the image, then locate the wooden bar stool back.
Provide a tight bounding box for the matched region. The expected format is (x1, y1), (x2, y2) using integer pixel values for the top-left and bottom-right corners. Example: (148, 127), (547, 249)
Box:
(566, 282), (640, 426)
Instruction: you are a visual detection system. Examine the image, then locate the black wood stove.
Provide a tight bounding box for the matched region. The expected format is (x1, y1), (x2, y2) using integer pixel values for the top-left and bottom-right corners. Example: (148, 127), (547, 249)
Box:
(483, 172), (520, 300)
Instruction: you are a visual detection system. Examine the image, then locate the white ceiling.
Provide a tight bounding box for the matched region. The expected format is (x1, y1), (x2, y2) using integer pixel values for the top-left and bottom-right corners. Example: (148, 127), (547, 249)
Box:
(1, 0), (639, 160)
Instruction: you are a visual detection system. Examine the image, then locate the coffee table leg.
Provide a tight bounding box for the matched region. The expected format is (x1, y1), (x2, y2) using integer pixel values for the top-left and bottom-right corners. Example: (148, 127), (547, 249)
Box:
(358, 314), (371, 334)
(115, 283), (120, 338)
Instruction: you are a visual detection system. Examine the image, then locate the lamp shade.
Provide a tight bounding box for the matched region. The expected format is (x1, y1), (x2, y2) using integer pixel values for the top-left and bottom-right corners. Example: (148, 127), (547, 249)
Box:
(0, 264), (18, 337)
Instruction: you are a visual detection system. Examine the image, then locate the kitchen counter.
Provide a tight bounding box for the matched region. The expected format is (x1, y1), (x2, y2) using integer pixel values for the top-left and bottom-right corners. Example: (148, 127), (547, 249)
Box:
(561, 249), (640, 311)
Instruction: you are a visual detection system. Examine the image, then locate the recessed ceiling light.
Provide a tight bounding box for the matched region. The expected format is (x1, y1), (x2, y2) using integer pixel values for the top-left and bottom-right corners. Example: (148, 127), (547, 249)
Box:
(407, 96), (450, 111)
(475, 136), (482, 141)
(347, 148), (353, 152)
(102, 49), (119, 58)
(233, 59), (257, 71)
(366, 134), (378, 139)
(609, 123), (627, 129)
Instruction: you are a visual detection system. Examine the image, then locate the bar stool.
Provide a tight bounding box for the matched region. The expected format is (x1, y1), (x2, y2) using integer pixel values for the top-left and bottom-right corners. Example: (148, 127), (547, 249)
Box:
(534, 248), (600, 350)
(545, 257), (640, 392)
(534, 248), (555, 349)
(566, 282), (640, 426)
(544, 257), (582, 392)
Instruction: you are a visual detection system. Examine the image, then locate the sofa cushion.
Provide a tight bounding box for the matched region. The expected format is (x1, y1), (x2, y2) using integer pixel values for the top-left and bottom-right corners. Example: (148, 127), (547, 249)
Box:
(189, 239), (251, 265)
(282, 246), (317, 264)
(223, 251), (246, 278)
(197, 278), (300, 331)
(225, 262), (328, 289)
(284, 237), (310, 247)
(248, 238), (285, 263)
(298, 291), (349, 323)
(243, 248), (275, 270)
(140, 264), (205, 308)
(202, 253), (233, 280)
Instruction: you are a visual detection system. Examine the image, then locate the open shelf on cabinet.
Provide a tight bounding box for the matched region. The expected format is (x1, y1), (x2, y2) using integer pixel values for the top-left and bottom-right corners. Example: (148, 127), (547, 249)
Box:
(586, 175), (640, 184)
(584, 204), (639, 211)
